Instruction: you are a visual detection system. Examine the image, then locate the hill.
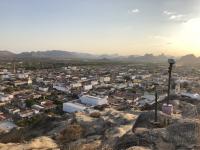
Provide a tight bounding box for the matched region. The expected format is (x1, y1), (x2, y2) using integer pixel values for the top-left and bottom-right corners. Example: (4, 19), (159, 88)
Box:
(0, 51), (15, 60)
(178, 54), (200, 65)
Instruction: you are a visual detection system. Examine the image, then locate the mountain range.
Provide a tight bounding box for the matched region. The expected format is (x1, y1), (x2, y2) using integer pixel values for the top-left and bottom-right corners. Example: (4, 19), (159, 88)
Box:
(0, 50), (198, 64)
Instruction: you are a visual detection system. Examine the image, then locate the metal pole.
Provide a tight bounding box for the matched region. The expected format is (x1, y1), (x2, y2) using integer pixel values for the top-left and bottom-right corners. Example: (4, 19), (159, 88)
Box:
(155, 90), (158, 122)
(167, 64), (172, 105)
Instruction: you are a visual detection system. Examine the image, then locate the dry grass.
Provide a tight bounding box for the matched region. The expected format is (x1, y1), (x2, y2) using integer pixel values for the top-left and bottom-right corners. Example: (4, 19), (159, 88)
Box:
(89, 112), (101, 118)
(59, 124), (83, 143)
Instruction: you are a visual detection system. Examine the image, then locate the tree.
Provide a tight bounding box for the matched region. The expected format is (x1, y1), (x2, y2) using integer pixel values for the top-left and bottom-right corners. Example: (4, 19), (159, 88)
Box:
(25, 99), (36, 108)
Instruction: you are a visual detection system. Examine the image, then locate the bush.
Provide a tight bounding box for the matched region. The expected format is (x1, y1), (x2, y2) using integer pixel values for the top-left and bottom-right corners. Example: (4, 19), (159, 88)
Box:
(89, 112), (101, 118)
(59, 124), (83, 143)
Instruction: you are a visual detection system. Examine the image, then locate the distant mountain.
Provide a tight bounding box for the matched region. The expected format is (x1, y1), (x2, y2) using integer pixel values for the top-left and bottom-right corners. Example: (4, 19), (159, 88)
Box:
(178, 54), (200, 65)
(17, 50), (97, 59)
(0, 50), (181, 63)
(0, 51), (15, 60)
(125, 53), (169, 63)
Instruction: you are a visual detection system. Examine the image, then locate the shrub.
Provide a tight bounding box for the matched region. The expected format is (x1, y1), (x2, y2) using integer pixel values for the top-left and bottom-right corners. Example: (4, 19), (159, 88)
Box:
(89, 112), (101, 118)
(59, 124), (83, 143)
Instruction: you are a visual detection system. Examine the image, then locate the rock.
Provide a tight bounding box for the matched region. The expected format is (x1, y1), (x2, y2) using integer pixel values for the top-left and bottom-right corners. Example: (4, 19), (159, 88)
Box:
(0, 136), (59, 150)
(126, 146), (151, 150)
(74, 112), (106, 136)
(0, 115), (68, 143)
(102, 108), (137, 126)
(132, 111), (178, 131)
(116, 117), (200, 150)
(64, 136), (102, 150)
(58, 123), (83, 143)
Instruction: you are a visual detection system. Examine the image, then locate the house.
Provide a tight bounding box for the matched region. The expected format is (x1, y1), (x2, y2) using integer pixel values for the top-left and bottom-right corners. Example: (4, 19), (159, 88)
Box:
(36, 77), (43, 83)
(83, 84), (93, 91)
(1, 74), (10, 80)
(14, 81), (28, 86)
(32, 104), (44, 111)
(40, 100), (56, 110)
(18, 110), (34, 119)
(16, 73), (29, 79)
(53, 83), (70, 93)
(63, 102), (86, 113)
(100, 77), (111, 83)
(38, 87), (49, 92)
(91, 80), (98, 86)
(70, 82), (82, 88)
(181, 92), (200, 100)
(79, 95), (108, 106)
(0, 94), (13, 102)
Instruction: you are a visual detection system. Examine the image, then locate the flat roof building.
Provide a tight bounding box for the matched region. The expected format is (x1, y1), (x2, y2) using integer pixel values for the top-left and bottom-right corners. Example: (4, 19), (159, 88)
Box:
(79, 95), (108, 106)
(63, 102), (86, 113)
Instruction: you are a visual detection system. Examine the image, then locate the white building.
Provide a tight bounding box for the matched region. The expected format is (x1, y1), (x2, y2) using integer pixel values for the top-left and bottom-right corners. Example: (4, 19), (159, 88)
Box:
(0, 94), (14, 102)
(84, 84), (93, 91)
(70, 82), (82, 88)
(14, 81), (28, 86)
(63, 102), (86, 113)
(53, 85), (69, 92)
(181, 93), (200, 100)
(1, 74), (10, 80)
(39, 87), (49, 92)
(100, 77), (111, 83)
(115, 83), (127, 89)
(17, 73), (29, 79)
(91, 81), (98, 86)
(36, 77), (43, 83)
(79, 95), (108, 106)
(81, 77), (87, 81)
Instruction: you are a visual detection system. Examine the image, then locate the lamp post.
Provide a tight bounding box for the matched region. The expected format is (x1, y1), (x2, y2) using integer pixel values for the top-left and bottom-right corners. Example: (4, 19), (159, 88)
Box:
(162, 59), (176, 115)
(167, 59), (176, 104)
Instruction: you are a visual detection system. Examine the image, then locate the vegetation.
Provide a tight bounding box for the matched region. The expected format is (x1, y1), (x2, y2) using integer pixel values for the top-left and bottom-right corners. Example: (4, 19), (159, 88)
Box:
(25, 99), (36, 108)
(16, 115), (41, 127)
(90, 112), (101, 118)
(59, 124), (83, 143)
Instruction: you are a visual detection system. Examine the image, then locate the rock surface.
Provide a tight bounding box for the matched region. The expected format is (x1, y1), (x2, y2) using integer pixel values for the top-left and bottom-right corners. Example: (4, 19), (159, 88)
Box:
(0, 136), (59, 150)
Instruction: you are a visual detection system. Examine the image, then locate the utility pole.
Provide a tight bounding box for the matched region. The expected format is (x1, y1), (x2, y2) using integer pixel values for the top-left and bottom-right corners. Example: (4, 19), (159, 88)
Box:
(162, 59), (176, 115)
(167, 59), (176, 105)
(154, 83), (159, 123)
(155, 89), (158, 122)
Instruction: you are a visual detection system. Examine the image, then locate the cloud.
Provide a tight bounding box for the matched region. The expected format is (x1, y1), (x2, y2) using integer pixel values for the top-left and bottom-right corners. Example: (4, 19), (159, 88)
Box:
(151, 35), (169, 41)
(163, 10), (175, 16)
(169, 14), (187, 22)
(132, 9), (140, 13)
(128, 9), (140, 14)
(163, 10), (188, 23)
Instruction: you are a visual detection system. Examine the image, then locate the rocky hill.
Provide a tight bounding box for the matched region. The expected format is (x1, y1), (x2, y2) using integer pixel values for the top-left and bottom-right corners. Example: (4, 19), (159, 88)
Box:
(178, 54), (200, 65)
(1, 98), (200, 150)
(0, 50), (174, 62)
(0, 51), (15, 60)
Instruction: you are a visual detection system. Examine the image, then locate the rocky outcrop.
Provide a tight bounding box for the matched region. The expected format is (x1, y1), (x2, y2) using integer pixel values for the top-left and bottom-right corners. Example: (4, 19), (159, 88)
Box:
(116, 115), (200, 150)
(0, 136), (59, 150)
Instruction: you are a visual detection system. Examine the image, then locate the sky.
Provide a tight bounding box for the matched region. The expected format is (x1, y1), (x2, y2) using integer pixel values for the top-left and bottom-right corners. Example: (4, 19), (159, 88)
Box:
(0, 0), (200, 56)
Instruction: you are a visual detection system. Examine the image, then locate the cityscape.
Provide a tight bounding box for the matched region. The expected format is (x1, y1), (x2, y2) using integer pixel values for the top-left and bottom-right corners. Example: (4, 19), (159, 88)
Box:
(1, 0), (200, 150)
(0, 55), (200, 149)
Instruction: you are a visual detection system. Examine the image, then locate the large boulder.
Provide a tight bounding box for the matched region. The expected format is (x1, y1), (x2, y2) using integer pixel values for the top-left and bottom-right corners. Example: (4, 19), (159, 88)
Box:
(132, 111), (178, 131)
(74, 112), (106, 136)
(115, 119), (200, 150)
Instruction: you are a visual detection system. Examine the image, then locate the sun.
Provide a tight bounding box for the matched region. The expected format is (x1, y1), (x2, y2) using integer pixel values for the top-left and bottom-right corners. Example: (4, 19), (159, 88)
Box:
(179, 18), (200, 54)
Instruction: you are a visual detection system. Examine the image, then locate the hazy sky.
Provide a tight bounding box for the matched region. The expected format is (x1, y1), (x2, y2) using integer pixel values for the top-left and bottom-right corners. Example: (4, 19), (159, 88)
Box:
(1, 0), (200, 56)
